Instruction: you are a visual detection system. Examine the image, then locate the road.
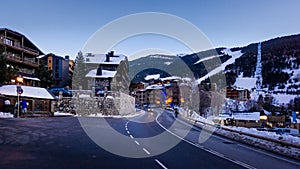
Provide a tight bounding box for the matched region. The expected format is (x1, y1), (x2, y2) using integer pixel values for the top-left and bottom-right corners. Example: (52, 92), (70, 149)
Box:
(0, 109), (299, 169)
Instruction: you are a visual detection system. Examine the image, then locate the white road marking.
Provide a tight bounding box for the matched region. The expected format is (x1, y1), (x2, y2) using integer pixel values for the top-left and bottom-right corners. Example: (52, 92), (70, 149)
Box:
(129, 135), (134, 139)
(234, 160), (257, 169)
(134, 140), (140, 145)
(237, 143), (300, 166)
(127, 131), (130, 134)
(143, 148), (151, 155)
(206, 149), (225, 157)
(155, 112), (256, 169)
(155, 159), (168, 169)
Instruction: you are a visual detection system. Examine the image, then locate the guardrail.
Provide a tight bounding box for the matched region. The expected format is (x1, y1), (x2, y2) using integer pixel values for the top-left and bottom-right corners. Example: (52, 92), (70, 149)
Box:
(179, 113), (300, 149)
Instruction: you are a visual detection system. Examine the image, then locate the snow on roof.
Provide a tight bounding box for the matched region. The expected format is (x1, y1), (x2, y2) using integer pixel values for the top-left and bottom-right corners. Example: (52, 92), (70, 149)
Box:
(234, 77), (257, 91)
(146, 84), (163, 90)
(23, 76), (40, 81)
(195, 49), (243, 84)
(223, 112), (260, 121)
(160, 76), (181, 81)
(85, 53), (126, 64)
(144, 74), (160, 81)
(85, 69), (116, 78)
(0, 85), (55, 99)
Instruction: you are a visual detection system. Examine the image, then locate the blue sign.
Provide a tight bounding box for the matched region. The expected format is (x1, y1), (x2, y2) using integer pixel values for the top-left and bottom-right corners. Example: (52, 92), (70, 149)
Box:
(292, 111), (297, 123)
(16, 86), (23, 94)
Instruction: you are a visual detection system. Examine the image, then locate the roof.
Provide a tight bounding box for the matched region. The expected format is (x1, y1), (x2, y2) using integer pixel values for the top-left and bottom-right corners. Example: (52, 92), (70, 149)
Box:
(146, 84), (163, 90)
(0, 85), (55, 100)
(160, 76), (181, 81)
(85, 69), (116, 78)
(85, 53), (127, 64)
(220, 112), (260, 121)
(144, 74), (160, 81)
(0, 28), (44, 55)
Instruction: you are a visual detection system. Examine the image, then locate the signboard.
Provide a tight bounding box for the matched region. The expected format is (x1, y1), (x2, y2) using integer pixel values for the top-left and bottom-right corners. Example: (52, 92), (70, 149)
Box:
(16, 86), (23, 94)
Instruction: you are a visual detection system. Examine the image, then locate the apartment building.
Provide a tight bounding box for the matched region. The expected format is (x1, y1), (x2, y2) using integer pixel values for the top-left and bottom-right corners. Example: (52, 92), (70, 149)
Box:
(0, 28), (44, 86)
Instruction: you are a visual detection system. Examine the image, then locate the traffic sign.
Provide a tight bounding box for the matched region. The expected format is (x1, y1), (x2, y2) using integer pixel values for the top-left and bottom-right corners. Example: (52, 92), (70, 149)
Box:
(16, 86), (23, 94)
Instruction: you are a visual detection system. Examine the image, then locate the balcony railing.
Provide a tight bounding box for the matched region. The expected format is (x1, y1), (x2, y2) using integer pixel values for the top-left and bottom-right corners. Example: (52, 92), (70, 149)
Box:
(5, 53), (39, 67)
(0, 38), (40, 55)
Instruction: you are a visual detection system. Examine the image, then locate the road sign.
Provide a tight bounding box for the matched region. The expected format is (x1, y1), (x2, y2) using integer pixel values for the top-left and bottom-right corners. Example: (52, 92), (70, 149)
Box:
(16, 86), (23, 94)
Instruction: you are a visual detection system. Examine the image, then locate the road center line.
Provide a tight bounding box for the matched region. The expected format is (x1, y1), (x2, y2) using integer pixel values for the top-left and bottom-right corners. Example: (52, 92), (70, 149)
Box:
(142, 148), (151, 155)
(129, 134), (134, 139)
(155, 159), (168, 169)
(134, 140), (140, 145)
(127, 131), (130, 134)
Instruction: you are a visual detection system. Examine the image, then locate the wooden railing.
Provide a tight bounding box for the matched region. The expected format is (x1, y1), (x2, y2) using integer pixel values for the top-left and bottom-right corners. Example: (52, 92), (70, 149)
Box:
(5, 53), (39, 67)
(0, 38), (40, 55)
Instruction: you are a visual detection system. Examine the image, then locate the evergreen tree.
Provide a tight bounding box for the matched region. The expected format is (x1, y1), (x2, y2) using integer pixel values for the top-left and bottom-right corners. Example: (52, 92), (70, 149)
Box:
(35, 59), (53, 88)
(72, 51), (87, 90)
(0, 48), (18, 85)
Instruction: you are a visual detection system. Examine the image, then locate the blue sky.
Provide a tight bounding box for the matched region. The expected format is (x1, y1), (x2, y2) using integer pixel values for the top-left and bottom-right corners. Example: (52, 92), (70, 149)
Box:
(1, 0), (300, 59)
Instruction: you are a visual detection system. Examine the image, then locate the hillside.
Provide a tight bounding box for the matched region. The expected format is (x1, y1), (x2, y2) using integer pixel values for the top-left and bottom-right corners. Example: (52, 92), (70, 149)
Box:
(129, 34), (300, 97)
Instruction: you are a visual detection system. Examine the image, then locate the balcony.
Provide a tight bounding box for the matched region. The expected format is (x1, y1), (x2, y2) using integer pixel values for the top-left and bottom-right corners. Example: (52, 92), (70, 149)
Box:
(0, 38), (40, 55)
(5, 53), (39, 68)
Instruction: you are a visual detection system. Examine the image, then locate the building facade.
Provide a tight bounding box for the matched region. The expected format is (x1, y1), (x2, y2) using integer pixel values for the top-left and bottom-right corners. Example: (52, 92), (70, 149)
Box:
(40, 53), (74, 88)
(85, 51), (129, 95)
(0, 28), (44, 86)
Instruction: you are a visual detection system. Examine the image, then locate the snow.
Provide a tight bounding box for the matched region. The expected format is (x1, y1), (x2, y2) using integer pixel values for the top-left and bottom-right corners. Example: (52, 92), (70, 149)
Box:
(0, 112), (14, 118)
(144, 74), (160, 81)
(234, 77), (257, 91)
(149, 55), (174, 60)
(220, 112), (260, 121)
(195, 49), (243, 84)
(164, 61), (172, 65)
(146, 84), (163, 90)
(54, 112), (75, 117)
(23, 76), (40, 81)
(272, 94), (298, 104)
(160, 76), (181, 81)
(85, 69), (117, 78)
(85, 53), (127, 64)
(194, 55), (220, 65)
(0, 85), (55, 99)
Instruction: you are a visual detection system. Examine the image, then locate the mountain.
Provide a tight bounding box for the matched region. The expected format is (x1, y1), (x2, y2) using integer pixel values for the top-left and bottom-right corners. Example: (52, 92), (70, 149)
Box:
(129, 48), (232, 82)
(129, 34), (300, 96)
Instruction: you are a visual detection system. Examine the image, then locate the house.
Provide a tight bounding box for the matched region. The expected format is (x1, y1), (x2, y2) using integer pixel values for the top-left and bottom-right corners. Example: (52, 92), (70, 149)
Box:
(40, 53), (74, 88)
(132, 76), (183, 108)
(226, 86), (250, 101)
(0, 85), (55, 116)
(84, 51), (129, 95)
(0, 28), (44, 86)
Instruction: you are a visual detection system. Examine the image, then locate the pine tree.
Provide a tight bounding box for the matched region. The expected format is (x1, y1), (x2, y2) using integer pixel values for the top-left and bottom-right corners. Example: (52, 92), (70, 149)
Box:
(72, 51), (87, 90)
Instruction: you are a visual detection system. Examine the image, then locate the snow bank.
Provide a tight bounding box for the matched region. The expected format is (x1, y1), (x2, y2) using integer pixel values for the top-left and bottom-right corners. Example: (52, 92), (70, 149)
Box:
(0, 112), (14, 118)
(54, 112), (75, 117)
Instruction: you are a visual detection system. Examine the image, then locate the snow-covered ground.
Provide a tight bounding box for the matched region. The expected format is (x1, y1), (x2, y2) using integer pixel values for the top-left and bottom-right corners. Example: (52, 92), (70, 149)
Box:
(234, 76), (257, 91)
(54, 112), (76, 117)
(179, 108), (300, 159)
(0, 112), (14, 118)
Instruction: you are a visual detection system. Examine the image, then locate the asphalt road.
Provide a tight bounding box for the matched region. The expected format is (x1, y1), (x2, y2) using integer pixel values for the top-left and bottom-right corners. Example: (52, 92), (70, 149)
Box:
(0, 109), (299, 169)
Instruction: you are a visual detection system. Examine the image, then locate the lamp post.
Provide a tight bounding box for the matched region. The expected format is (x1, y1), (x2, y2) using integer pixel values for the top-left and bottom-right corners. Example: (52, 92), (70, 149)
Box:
(16, 75), (23, 118)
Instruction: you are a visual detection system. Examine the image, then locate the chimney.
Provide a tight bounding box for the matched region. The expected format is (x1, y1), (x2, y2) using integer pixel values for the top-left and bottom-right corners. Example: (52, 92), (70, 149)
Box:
(105, 53), (110, 62)
(96, 66), (102, 76)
